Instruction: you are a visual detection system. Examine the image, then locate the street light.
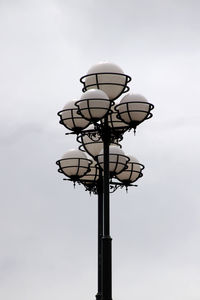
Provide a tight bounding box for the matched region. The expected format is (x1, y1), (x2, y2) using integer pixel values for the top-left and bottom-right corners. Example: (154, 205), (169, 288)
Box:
(77, 125), (121, 160)
(116, 155), (144, 186)
(56, 62), (154, 300)
(97, 146), (130, 177)
(115, 93), (154, 132)
(58, 100), (90, 133)
(56, 149), (92, 181)
(76, 89), (111, 122)
(81, 61), (131, 100)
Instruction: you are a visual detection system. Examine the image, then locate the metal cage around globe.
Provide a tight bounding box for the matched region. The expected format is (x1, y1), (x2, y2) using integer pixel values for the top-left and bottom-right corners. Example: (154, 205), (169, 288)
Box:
(116, 155), (144, 184)
(76, 89), (112, 123)
(77, 124), (103, 158)
(97, 146), (129, 177)
(58, 100), (90, 133)
(77, 124), (121, 159)
(80, 62), (131, 100)
(56, 149), (92, 181)
(79, 160), (100, 185)
(115, 93), (154, 128)
(101, 101), (129, 139)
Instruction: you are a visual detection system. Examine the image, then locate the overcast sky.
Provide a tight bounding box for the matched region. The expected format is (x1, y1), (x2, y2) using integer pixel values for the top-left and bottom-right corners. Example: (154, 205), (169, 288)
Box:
(0, 0), (200, 299)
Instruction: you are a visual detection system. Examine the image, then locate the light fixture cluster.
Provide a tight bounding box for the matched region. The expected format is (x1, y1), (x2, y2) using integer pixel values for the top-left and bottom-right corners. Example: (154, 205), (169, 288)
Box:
(56, 62), (154, 194)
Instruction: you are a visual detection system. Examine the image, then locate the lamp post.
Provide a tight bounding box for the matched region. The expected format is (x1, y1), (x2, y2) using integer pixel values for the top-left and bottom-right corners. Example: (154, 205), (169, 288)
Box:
(56, 62), (154, 300)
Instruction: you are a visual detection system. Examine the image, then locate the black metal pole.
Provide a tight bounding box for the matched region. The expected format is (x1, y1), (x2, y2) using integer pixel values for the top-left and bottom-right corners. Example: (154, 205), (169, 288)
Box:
(96, 170), (103, 300)
(102, 115), (112, 300)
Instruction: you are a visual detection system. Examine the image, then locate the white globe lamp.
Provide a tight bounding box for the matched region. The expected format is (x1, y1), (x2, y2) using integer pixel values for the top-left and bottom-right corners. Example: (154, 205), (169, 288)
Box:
(57, 149), (92, 180)
(80, 160), (99, 185)
(97, 146), (129, 176)
(115, 93), (154, 128)
(116, 155), (144, 184)
(107, 101), (129, 136)
(58, 100), (90, 132)
(78, 125), (121, 159)
(81, 62), (131, 100)
(76, 89), (111, 122)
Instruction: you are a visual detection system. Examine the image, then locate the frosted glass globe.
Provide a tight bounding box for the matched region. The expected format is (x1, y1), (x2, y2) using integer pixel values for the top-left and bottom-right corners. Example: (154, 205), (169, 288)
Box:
(77, 89), (110, 121)
(84, 62), (127, 100)
(80, 160), (99, 184)
(81, 125), (103, 158)
(107, 101), (128, 133)
(59, 149), (91, 178)
(62, 149), (87, 159)
(116, 94), (150, 124)
(60, 100), (90, 131)
(79, 125), (120, 158)
(97, 146), (129, 175)
(116, 155), (142, 183)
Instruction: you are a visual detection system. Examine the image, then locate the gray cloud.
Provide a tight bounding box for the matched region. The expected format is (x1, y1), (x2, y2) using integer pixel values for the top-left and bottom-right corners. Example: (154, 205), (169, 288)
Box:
(0, 0), (200, 299)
